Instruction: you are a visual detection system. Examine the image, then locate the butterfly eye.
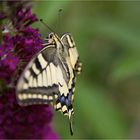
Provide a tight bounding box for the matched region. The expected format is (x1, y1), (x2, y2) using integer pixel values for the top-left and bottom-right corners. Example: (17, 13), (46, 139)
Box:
(49, 33), (54, 38)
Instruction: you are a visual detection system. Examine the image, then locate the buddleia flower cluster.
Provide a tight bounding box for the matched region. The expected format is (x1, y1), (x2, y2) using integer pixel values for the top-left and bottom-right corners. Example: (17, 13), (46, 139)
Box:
(0, 1), (58, 139)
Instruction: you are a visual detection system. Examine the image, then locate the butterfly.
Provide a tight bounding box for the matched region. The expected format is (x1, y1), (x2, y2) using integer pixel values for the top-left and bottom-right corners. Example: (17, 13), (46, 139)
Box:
(16, 32), (82, 135)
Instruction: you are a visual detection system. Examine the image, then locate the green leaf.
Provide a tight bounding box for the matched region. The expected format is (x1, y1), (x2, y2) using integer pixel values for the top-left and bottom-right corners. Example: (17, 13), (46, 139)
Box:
(76, 81), (128, 138)
(110, 54), (140, 82)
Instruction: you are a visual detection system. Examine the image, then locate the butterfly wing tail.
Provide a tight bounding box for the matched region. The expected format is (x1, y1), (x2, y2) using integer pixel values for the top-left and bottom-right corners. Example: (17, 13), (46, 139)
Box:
(68, 111), (74, 136)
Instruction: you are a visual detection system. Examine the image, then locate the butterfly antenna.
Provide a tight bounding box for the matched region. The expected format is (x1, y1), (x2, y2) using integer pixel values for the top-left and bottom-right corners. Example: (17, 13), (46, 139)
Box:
(58, 9), (62, 30)
(40, 19), (54, 33)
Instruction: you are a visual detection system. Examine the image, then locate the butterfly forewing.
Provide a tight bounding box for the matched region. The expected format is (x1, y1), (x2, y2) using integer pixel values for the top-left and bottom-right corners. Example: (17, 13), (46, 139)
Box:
(17, 45), (62, 105)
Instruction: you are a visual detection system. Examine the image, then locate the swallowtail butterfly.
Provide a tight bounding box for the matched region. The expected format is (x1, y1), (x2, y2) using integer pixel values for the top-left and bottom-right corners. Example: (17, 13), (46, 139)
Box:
(16, 32), (82, 135)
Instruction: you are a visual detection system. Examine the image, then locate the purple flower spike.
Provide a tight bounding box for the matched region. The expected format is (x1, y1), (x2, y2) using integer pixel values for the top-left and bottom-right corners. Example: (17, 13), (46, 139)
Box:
(14, 4), (38, 29)
(0, 92), (59, 139)
(2, 54), (19, 71)
(0, 1), (59, 139)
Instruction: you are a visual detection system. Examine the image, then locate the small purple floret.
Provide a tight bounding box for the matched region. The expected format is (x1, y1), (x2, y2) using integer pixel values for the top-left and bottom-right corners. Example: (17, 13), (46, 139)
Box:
(0, 1), (59, 139)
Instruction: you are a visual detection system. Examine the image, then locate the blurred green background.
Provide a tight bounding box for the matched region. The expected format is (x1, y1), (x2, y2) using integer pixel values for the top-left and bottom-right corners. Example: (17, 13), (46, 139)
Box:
(33, 1), (140, 139)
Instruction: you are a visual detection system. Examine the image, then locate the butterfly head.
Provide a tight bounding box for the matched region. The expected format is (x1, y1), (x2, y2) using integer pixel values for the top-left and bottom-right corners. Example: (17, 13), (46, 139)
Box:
(47, 32), (60, 44)
(46, 32), (65, 52)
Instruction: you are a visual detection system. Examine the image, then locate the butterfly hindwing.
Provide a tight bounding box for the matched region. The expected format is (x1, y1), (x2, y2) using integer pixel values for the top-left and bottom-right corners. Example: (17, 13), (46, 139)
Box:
(61, 33), (82, 75)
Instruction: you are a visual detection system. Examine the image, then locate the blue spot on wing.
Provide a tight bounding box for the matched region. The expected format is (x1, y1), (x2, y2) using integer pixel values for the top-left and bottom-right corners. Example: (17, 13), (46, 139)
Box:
(66, 98), (71, 106)
(60, 96), (65, 103)
(68, 90), (72, 101)
(58, 91), (73, 107)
